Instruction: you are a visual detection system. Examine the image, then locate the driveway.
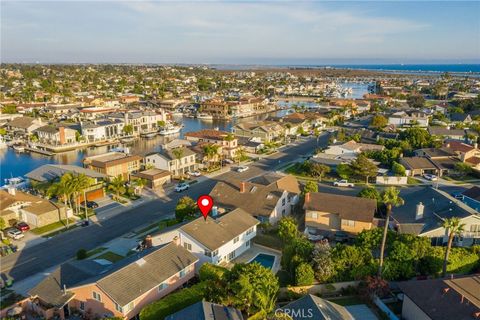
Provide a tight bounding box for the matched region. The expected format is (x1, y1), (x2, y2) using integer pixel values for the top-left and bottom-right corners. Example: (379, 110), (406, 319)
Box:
(94, 196), (122, 215)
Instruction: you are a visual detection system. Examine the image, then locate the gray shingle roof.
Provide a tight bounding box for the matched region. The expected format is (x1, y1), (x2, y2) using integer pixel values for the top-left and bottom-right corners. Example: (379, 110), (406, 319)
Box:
(26, 164), (107, 182)
(165, 300), (244, 320)
(280, 295), (353, 320)
(180, 208), (259, 251)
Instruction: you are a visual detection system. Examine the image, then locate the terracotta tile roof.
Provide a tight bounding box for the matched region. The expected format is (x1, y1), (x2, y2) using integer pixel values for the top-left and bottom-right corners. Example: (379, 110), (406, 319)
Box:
(184, 129), (231, 140)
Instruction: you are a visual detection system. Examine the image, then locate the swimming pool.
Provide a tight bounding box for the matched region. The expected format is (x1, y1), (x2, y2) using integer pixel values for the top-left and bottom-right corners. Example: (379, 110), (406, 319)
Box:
(249, 253), (276, 269)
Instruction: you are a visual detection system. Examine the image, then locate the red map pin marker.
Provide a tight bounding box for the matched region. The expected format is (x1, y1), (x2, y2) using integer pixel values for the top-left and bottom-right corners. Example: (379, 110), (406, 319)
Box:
(197, 195), (214, 220)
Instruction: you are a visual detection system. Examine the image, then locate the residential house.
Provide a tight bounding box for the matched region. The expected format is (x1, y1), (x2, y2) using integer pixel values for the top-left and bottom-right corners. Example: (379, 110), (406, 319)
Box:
(391, 187), (480, 246)
(189, 141), (223, 168)
(388, 111), (429, 128)
(324, 140), (384, 157)
(0, 188), (69, 228)
(427, 127), (466, 141)
(132, 169), (171, 189)
(450, 113), (472, 124)
(444, 141), (480, 170)
(119, 94), (140, 104)
(34, 125), (77, 145)
(185, 129), (238, 159)
(26, 164), (107, 201)
(232, 121), (284, 142)
(400, 157), (442, 177)
(5, 116), (43, 136)
(109, 111), (165, 135)
(199, 99), (230, 119)
(279, 294), (354, 320)
(165, 300), (243, 320)
(79, 107), (118, 120)
(83, 152), (142, 179)
(236, 137), (264, 154)
(209, 173), (301, 224)
(178, 208), (259, 267)
(461, 186), (480, 212)
(398, 275), (480, 320)
(29, 242), (198, 320)
(45, 104), (80, 115)
(81, 120), (125, 142)
(144, 147), (198, 177)
(304, 192), (376, 237)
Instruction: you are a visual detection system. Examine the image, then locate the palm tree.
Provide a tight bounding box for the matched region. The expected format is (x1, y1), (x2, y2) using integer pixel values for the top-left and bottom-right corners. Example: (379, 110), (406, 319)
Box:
(442, 217), (465, 277)
(203, 144), (219, 169)
(133, 178), (148, 194)
(171, 148), (184, 178)
(47, 174), (75, 229)
(235, 147), (247, 165)
(378, 187), (404, 277)
(108, 176), (126, 201)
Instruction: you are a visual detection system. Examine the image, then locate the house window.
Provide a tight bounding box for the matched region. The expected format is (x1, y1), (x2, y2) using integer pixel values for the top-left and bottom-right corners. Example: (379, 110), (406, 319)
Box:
(183, 242), (192, 251)
(228, 250), (236, 260)
(92, 291), (102, 302)
(114, 303), (123, 313)
(311, 212), (318, 219)
(342, 219), (355, 227)
(246, 227), (254, 235)
(246, 240), (251, 247)
(470, 225), (480, 233)
(282, 209), (286, 215)
(79, 302), (85, 311)
(158, 282), (169, 291)
(205, 249), (218, 257)
(233, 236), (239, 244)
(179, 268), (187, 278)
(282, 198), (286, 206)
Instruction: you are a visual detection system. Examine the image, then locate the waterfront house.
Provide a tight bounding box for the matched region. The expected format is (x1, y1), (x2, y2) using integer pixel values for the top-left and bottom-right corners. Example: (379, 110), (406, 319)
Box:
(178, 208), (259, 268)
(29, 242), (198, 320)
(391, 187), (480, 246)
(5, 116), (43, 136)
(80, 119), (125, 142)
(185, 129), (238, 159)
(303, 192), (376, 237)
(83, 152), (142, 180)
(232, 121), (283, 143)
(199, 99), (230, 118)
(26, 164), (107, 201)
(0, 188), (70, 228)
(109, 111), (165, 135)
(398, 275), (480, 320)
(165, 300), (244, 320)
(144, 147), (198, 177)
(209, 173), (301, 224)
(34, 125), (77, 146)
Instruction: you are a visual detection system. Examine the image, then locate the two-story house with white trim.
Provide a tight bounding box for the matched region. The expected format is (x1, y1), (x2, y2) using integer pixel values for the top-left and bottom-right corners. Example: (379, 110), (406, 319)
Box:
(178, 208), (259, 268)
(144, 147), (198, 177)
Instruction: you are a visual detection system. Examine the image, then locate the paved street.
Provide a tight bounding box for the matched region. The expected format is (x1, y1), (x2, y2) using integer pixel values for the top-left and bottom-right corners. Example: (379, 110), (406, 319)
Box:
(1, 135), (328, 282)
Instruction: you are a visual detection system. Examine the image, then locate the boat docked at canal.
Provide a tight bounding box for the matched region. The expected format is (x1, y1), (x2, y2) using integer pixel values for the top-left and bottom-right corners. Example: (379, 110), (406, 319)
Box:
(196, 113), (214, 120)
(1, 176), (29, 190)
(141, 131), (158, 139)
(158, 125), (182, 135)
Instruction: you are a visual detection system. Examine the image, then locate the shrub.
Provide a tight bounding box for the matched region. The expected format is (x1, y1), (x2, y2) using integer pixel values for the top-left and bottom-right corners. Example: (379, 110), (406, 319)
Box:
(76, 249), (87, 260)
(295, 262), (315, 286)
(199, 263), (227, 282)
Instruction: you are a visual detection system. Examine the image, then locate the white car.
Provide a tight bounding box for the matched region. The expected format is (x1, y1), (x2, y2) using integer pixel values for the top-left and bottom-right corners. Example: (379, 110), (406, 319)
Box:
(423, 174), (438, 181)
(237, 166), (249, 173)
(333, 180), (354, 187)
(174, 182), (190, 192)
(5, 228), (24, 240)
(305, 228), (324, 241)
(187, 171), (201, 177)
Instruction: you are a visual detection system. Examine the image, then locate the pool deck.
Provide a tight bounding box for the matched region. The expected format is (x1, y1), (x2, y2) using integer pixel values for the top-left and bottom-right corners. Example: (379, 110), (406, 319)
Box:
(226, 244), (282, 273)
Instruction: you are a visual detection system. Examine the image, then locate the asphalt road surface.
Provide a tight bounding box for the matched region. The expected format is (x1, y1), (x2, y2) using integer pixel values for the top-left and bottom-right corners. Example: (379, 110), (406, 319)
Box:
(2, 134), (329, 282)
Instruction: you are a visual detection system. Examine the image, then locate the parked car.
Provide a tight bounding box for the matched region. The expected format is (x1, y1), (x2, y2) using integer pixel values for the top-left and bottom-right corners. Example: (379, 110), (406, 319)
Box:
(333, 180), (354, 187)
(223, 159), (234, 164)
(187, 171), (201, 177)
(236, 166), (249, 173)
(175, 182), (190, 192)
(333, 231), (349, 243)
(81, 201), (99, 209)
(15, 222), (30, 232)
(5, 228), (24, 240)
(451, 192), (464, 200)
(423, 174), (438, 181)
(304, 228), (324, 241)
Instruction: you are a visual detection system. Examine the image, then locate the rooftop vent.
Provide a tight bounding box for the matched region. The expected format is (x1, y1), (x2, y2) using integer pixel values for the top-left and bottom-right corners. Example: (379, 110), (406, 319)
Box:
(136, 258), (146, 266)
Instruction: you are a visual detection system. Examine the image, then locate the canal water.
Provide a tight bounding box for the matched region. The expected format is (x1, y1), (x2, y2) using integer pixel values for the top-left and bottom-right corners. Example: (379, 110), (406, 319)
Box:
(0, 83), (369, 182)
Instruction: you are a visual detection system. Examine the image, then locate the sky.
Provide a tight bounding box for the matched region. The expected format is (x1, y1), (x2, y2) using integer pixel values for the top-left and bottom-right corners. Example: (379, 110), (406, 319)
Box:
(1, 1), (479, 64)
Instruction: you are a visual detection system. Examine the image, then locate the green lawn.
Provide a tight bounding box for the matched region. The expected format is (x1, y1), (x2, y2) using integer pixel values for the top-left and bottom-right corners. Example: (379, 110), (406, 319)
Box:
(96, 251), (124, 263)
(31, 218), (77, 236)
(253, 233), (283, 250)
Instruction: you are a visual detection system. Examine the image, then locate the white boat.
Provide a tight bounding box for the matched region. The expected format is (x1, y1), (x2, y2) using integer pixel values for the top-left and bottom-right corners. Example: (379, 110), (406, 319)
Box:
(120, 136), (136, 143)
(12, 145), (25, 153)
(0, 136), (7, 149)
(196, 113), (213, 120)
(141, 131), (158, 138)
(158, 125), (181, 135)
(2, 177), (29, 190)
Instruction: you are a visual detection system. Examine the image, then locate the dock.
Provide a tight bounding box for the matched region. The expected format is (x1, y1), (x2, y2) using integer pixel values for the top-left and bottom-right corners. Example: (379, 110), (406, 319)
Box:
(25, 147), (54, 156)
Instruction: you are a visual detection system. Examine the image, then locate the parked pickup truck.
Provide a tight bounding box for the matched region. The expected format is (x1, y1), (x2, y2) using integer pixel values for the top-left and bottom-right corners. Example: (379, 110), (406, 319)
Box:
(333, 180), (354, 187)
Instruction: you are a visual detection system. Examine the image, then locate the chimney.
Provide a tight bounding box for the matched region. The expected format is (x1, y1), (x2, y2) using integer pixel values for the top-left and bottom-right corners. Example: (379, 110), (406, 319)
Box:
(240, 182), (246, 193)
(172, 236), (180, 246)
(443, 287), (450, 294)
(305, 192), (310, 203)
(59, 126), (66, 145)
(415, 202), (424, 220)
(145, 235), (152, 248)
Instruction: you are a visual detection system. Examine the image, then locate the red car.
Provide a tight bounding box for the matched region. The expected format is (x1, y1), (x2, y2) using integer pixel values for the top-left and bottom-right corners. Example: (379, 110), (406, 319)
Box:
(15, 222), (30, 232)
